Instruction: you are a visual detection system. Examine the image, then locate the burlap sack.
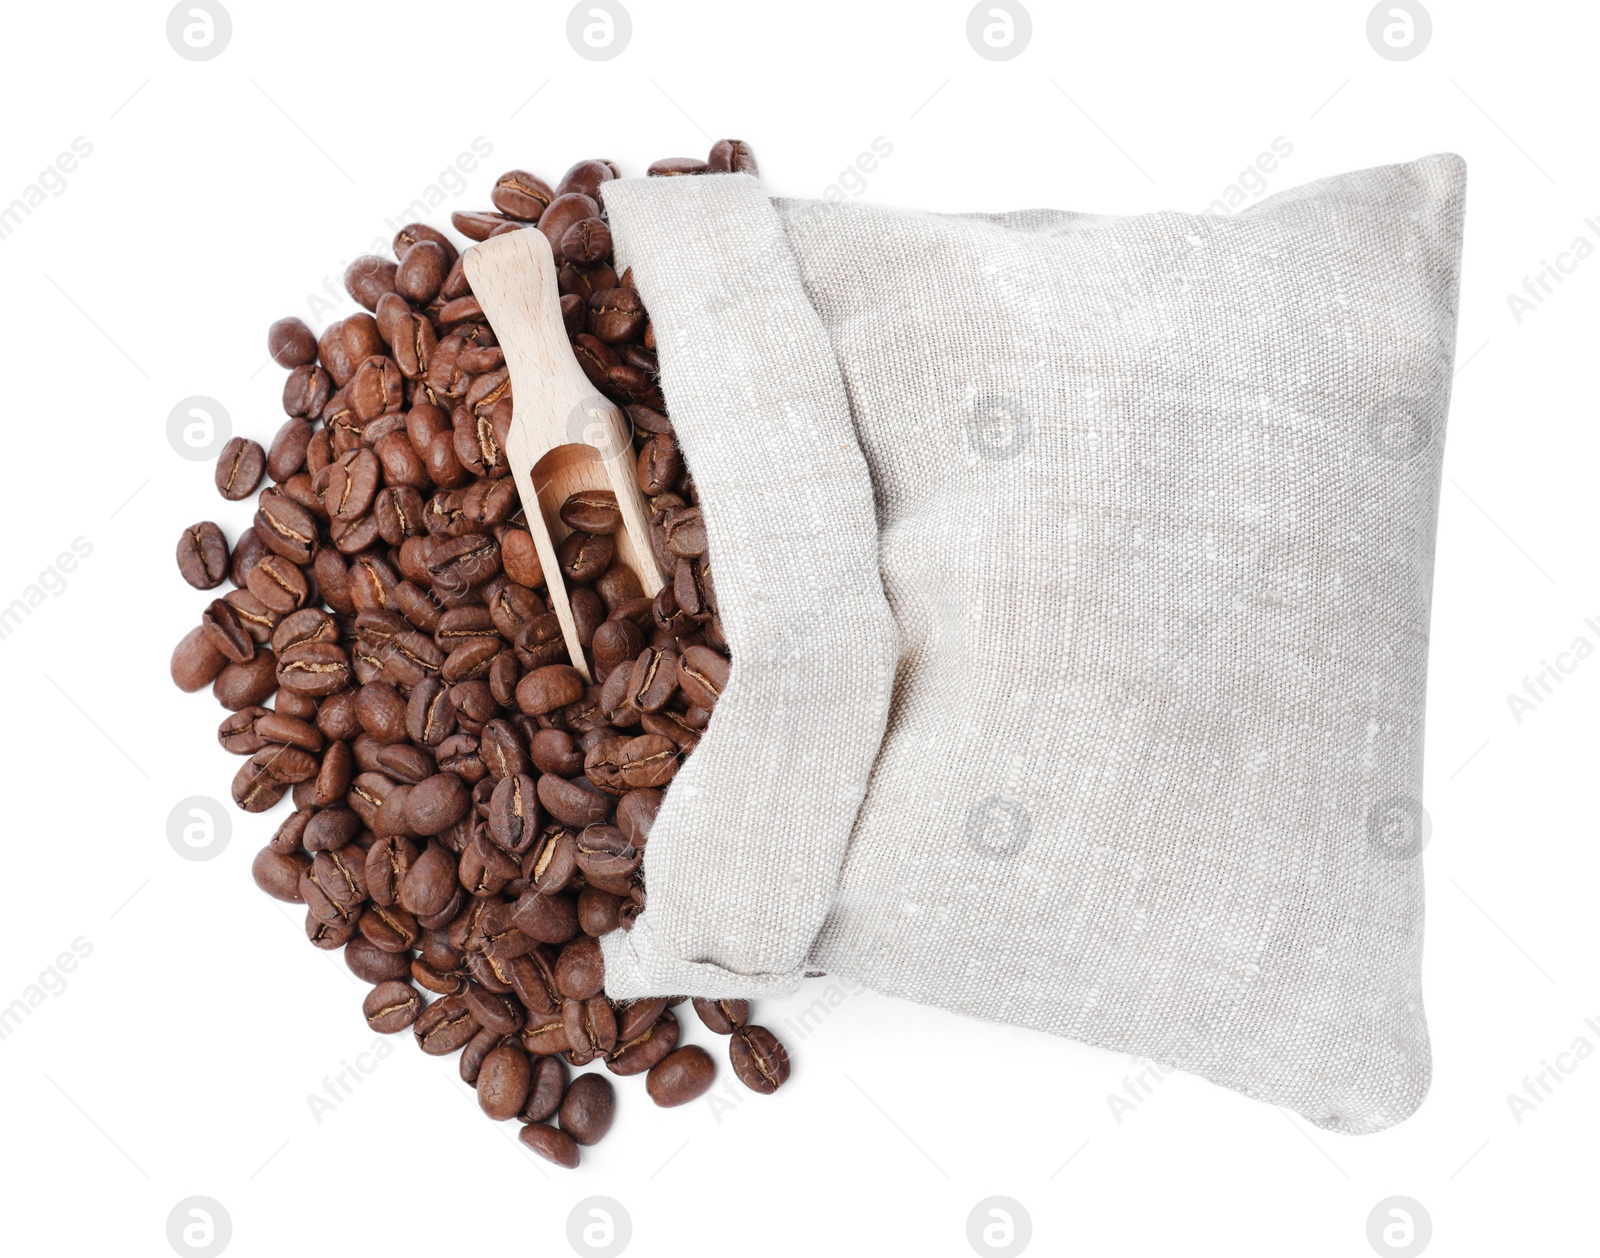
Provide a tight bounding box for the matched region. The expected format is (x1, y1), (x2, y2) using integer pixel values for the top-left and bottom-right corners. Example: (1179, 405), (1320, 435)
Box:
(597, 155), (1466, 1133)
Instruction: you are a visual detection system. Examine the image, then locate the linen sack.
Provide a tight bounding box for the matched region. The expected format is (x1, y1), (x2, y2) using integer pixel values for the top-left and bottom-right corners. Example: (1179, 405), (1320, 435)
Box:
(597, 155), (1466, 1134)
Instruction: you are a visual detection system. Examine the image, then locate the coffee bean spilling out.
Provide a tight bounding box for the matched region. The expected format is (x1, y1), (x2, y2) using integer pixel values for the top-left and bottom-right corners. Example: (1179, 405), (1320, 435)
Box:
(170, 139), (789, 1168)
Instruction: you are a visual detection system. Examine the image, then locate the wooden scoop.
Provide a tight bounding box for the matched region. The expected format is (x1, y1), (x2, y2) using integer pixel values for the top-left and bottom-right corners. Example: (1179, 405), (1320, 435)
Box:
(464, 229), (665, 681)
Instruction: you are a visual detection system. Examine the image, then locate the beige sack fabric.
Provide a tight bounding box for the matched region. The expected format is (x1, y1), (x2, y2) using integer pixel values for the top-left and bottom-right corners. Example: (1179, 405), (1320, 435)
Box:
(598, 155), (1466, 1133)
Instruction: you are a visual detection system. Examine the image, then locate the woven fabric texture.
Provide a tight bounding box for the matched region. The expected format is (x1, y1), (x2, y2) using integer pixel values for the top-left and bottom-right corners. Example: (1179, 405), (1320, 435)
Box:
(599, 155), (1466, 1133)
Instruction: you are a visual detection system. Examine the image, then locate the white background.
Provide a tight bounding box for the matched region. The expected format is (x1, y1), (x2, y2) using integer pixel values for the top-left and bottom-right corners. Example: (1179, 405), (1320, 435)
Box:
(0, 1), (1594, 1255)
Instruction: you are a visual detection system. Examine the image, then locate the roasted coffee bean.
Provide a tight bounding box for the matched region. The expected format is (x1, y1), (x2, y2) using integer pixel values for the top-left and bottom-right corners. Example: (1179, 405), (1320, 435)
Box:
(646, 1045), (716, 1107)
(268, 417), (313, 482)
(255, 496), (318, 565)
(707, 138), (759, 174)
(177, 522), (230, 589)
(560, 217), (612, 266)
(406, 677), (456, 746)
(663, 506), (708, 557)
(678, 645), (730, 709)
(363, 981), (422, 1033)
(360, 903), (420, 953)
(559, 489), (622, 535)
(576, 885), (622, 937)
(538, 192), (599, 262)
(478, 1042), (533, 1119)
(277, 641), (351, 696)
(519, 1122), (579, 1168)
(615, 788), (662, 848)
(553, 936), (605, 1000)
(559, 1072), (615, 1144)
(405, 774), (471, 835)
(608, 1009), (680, 1076)
(647, 156), (709, 176)
(589, 287), (646, 344)
(346, 936), (412, 983)
(537, 775), (612, 829)
(729, 1025), (791, 1094)
(213, 649), (279, 710)
(574, 826), (640, 882)
(305, 909), (356, 947)
(252, 847), (308, 901)
(283, 363), (333, 419)
(216, 438), (267, 501)
(692, 997), (750, 1035)
(558, 531), (613, 583)
(399, 843), (459, 916)
(201, 599), (257, 664)
(345, 256), (398, 310)
(627, 648), (679, 713)
(522, 1013), (571, 1057)
(269, 316), (318, 367)
(517, 665), (585, 716)
(245, 553), (309, 614)
(414, 994), (478, 1055)
(617, 734), (678, 788)
(562, 995), (617, 1064)
(491, 170), (555, 220)
(521, 1054), (568, 1123)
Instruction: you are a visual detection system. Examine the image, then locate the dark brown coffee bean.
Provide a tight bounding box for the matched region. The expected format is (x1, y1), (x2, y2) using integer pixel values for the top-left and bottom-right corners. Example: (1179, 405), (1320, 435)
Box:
(559, 1072), (615, 1145)
(576, 886), (622, 937)
(252, 847), (309, 901)
(476, 1042), (533, 1119)
(344, 256), (397, 310)
(538, 192), (599, 262)
(360, 903), (420, 953)
(516, 665), (585, 716)
(678, 645), (729, 709)
(560, 217), (612, 266)
(399, 843), (458, 916)
(558, 531), (613, 583)
(406, 773), (471, 837)
(177, 522), (229, 589)
(245, 554), (309, 615)
(647, 157), (709, 177)
(692, 997), (750, 1035)
(363, 980), (422, 1033)
(537, 775), (612, 829)
(213, 649), (279, 710)
(646, 1044), (716, 1106)
(608, 1009), (680, 1076)
(558, 489), (622, 535)
(491, 170), (555, 221)
(215, 437), (266, 501)
(521, 1055), (568, 1123)
(707, 138), (759, 174)
(414, 994), (478, 1055)
(269, 316), (318, 367)
(200, 599), (256, 665)
(588, 287), (646, 344)
(346, 936), (412, 983)
(627, 648), (679, 713)
(617, 734), (678, 789)
(663, 506), (708, 557)
(615, 789), (662, 849)
(283, 363), (333, 418)
(521, 1013), (571, 1057)
(268, 417), (313, 481)
(729, 1024), (791, 1093)
(553, 936), (605, 1000)
(277, 641), (350, 696)
(518, 1122), (579, 1168)
(562, 996), (617, 1064)
(406, 677), (456, 746)
(574, 825), (641, 883)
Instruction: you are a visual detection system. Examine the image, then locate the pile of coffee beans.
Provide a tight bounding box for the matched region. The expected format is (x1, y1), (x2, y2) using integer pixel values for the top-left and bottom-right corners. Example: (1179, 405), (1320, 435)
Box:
(170, 139), (790, 1168)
